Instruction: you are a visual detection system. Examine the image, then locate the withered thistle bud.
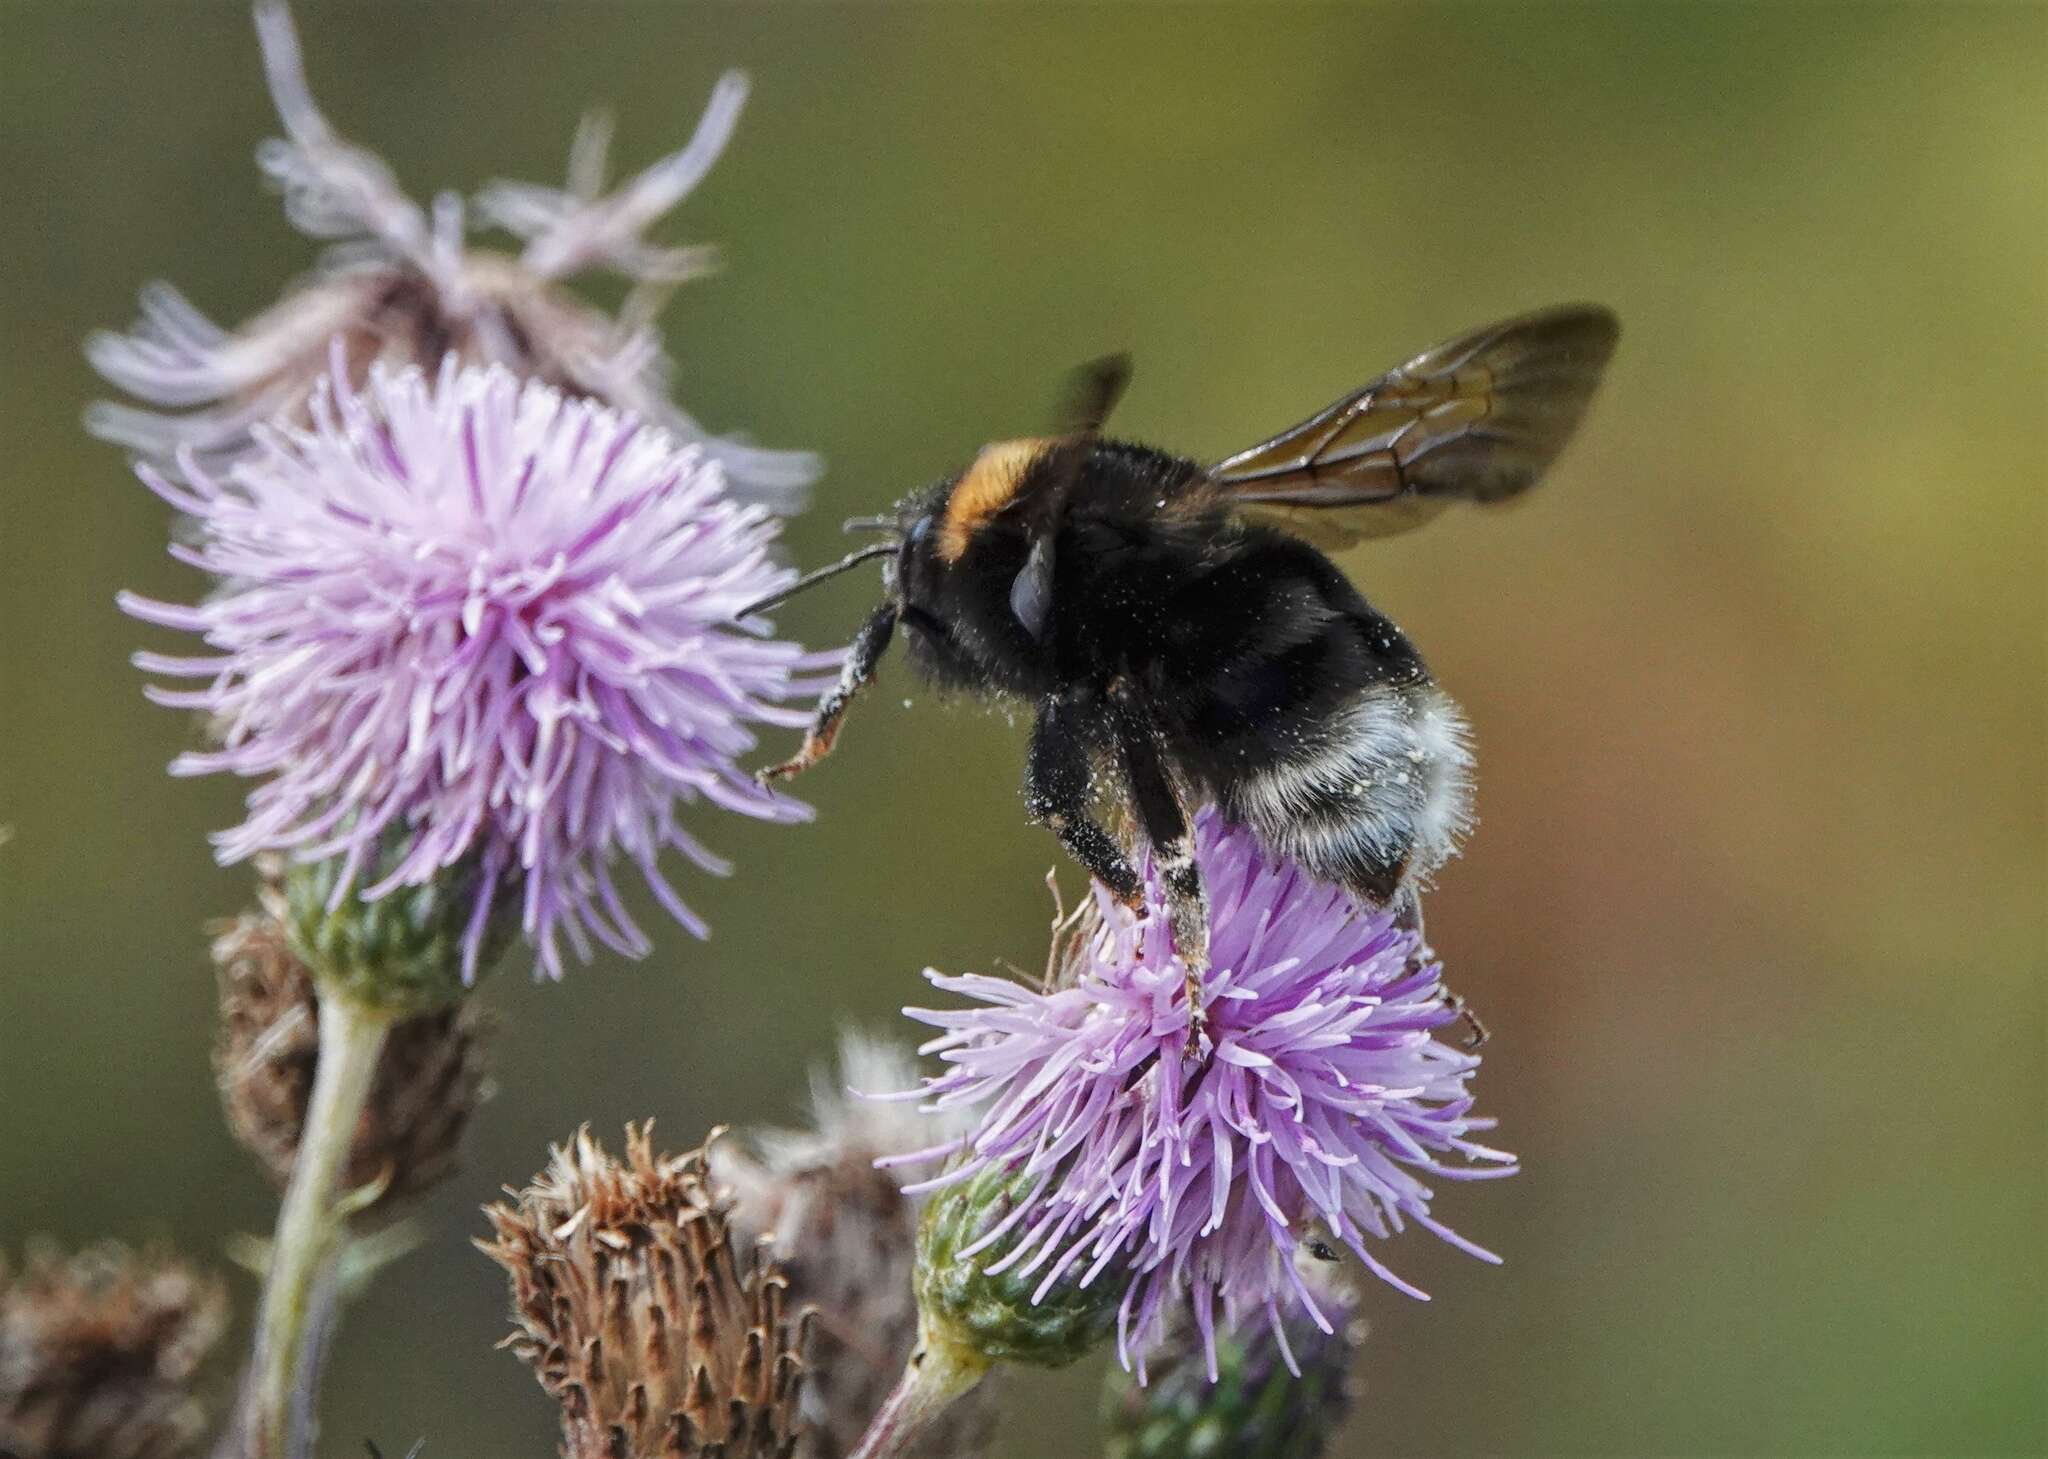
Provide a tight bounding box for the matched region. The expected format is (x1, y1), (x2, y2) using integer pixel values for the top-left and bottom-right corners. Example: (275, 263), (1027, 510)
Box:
(211, 893), (490, 1207)
(714, 1036), (997, 1459)
(480, 1125), (808, 1459)
(0, 1243), (228, 1459)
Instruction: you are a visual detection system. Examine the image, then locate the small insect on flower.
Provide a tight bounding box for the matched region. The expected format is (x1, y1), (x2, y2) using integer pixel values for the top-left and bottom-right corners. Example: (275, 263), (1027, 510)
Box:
(87, 0), (815, 506)
(121, 357), (836, 985)
(896, 811), (1517, 1376)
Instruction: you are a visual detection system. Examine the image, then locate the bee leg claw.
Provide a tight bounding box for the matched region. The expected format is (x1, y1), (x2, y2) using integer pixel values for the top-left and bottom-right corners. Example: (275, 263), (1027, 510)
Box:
(756, 725), (841, 785)
(756, 600), (893, 787)
(1444, 988), (1490, 1049)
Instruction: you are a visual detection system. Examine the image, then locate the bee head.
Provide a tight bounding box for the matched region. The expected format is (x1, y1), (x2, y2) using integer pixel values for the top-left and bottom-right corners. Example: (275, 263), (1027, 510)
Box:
(892, 440), (1067, 653)
(736, 439), (1064, 702)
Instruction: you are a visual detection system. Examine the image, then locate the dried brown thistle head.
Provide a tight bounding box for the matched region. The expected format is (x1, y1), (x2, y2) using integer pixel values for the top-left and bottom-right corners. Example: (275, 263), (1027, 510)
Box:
(713, 1035), (998, 1459)
(211, 890), (490, 1207)
(0, 1243), (228, 1459)
(480, 1125), (809, 1459)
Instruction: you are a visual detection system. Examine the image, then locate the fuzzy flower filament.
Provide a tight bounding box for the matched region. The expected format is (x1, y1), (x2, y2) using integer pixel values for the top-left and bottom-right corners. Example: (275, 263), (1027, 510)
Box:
(899, 811), (1516, 1377)
(123, 356), (833, 985)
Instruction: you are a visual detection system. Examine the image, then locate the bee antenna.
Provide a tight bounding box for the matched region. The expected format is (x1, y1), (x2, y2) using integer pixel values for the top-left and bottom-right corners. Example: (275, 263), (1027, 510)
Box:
(736, 541), (897, 620)
(841, 515), (898, 535)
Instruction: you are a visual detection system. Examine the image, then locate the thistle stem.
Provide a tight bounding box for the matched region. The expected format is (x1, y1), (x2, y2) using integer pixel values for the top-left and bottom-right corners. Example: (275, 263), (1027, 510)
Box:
(284, 1248), (346, 1459)
(246, 989), (392, 1458)
(847, 1333), (990, 1459)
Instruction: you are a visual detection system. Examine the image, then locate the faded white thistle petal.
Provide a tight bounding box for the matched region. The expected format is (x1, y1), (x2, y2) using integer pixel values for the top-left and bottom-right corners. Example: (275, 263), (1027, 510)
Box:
(86, 0), (816, 504)
(121, 356), (834, 981)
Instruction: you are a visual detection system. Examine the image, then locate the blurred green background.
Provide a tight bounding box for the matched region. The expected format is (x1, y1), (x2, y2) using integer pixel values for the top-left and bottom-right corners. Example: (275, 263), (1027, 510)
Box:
(2, 3), (2041, 1455)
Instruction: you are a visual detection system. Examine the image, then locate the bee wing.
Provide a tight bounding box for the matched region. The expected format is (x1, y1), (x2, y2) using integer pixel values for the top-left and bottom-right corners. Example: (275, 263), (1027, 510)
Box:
(1210, 304), (1619, 548)
(1054, 352), (1133, 437)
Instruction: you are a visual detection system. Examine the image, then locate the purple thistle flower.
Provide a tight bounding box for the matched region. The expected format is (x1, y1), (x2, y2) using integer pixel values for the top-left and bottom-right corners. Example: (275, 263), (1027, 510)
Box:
(893, 810), (1516, 1378)
(120, 354), (835, 981)
(86, 0), (816, 506)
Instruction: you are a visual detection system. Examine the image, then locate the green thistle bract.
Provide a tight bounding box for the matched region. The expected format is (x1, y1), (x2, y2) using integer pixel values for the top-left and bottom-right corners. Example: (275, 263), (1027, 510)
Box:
(915, 1163), (1124, 1370)
(284, 843), (516, 1014)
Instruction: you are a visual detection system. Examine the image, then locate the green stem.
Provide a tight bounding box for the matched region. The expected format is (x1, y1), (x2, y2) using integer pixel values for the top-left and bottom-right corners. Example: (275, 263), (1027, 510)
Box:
(283, 1248), (345, 1459)
(848, 1328), (991, 1459)
(247, 990), (392, 1459)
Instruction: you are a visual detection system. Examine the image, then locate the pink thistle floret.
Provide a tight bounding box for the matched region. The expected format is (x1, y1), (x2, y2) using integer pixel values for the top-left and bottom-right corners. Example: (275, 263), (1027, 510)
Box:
(893, 811), (1516, 1377)
(121, 354), (834, 980)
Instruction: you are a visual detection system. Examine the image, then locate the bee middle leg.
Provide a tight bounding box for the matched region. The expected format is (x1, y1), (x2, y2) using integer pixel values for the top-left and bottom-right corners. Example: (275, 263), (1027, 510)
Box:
(757, 601), (896, 783)
(1025, 693), (1143, 910)
(1106, 683), (1210, 1044)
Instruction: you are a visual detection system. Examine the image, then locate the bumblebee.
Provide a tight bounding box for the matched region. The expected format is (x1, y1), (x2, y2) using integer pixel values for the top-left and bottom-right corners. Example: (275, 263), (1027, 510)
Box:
(750, 304), (1619, 1003)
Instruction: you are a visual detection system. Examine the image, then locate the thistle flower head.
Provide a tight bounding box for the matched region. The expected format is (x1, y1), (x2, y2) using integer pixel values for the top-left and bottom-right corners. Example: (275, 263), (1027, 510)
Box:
(901, 811), (1516, 1375)
(86, 1), (815, 505)
(0, 1243), (228, 1459)
(122, 358), (830, 985)
(714, 1035), (997, 1459)
(212, 882), (491, 1203)
(479, 1125), (808, 1459)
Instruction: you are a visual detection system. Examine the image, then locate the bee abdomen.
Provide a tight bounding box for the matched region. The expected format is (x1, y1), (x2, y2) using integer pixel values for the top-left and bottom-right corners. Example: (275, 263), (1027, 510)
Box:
(1224, 683), (1474, 905)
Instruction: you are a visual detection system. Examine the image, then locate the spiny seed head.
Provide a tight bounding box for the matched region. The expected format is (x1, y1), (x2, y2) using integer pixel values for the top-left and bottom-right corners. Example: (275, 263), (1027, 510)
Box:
(0, 1243), (228, 1459)
(212, 880), (491, 1205)
(86, 1), (814, 507)
(479, 1125), (808, 1459)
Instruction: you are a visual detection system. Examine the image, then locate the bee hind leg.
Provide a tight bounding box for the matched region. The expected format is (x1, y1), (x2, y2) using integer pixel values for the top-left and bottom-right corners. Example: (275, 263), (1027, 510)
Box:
(1447, 991), (1490, 1049)
(1391, 888), (1488, 1048)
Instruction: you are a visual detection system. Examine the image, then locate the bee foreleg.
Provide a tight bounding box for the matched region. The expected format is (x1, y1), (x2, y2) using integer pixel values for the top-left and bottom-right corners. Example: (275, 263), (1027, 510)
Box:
(1025, 694), (1142, 910)
(1108, 685), (1210, 1042)
(756, 601), (897, 783)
